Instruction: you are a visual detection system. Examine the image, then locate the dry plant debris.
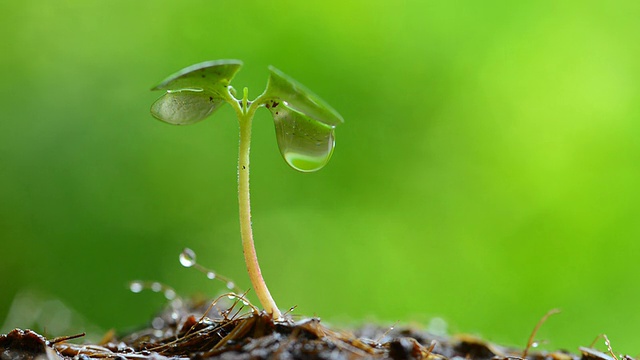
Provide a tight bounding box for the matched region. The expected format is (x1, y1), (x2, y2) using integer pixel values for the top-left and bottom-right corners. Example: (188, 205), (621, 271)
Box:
(0, 298), (634, 360)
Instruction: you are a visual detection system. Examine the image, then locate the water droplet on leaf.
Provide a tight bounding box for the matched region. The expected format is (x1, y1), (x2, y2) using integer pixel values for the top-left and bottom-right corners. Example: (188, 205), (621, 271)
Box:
(269, 103), (335, 172)
(263, 67), (343, 172)
(150, 60), (242, 125)
(179, 248), (196, 267)
(151, 90), (223, 125)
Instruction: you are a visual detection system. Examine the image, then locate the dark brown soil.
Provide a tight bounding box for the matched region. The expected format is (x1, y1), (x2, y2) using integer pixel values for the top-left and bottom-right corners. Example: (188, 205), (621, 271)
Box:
(0, 298), (629, 360)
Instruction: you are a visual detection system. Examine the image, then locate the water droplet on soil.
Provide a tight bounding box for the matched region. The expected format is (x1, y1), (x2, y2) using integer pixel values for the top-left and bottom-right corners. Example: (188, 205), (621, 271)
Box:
(179, 248), (196, 267)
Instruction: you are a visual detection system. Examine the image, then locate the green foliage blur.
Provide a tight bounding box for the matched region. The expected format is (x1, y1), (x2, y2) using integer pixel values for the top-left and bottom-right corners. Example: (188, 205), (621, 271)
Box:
(1, 0), (638, 354)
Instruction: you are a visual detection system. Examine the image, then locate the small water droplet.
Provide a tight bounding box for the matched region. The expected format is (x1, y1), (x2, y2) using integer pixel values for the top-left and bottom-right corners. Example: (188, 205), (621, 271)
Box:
(152, 317), (165, 329)
(129, 281), (144, 293)
(151, 282), (162, 292)
(164, 289), (176, 300)
(531, 342), (539, 348)
(172, 298), (183, 309)
(179, 248), (196, 267)
(226, 281), (235, 290)
(241, 300), (249, 306)
(227, 295), (235, 300)
(270, 106), (336, 172)
(206, 272), (216, 280)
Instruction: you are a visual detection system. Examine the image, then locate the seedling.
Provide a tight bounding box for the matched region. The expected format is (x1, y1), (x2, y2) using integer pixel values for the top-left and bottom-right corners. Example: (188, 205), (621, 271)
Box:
(150, 59), (344, 319)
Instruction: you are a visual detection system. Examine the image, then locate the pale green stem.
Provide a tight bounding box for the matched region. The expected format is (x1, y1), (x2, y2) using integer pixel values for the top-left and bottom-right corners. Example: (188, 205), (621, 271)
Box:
(229, 87), (282, 319)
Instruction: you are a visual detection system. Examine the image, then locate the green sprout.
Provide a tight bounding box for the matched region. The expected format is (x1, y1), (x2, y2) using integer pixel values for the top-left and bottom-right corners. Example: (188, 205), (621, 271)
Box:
(150, 60), (344, 319)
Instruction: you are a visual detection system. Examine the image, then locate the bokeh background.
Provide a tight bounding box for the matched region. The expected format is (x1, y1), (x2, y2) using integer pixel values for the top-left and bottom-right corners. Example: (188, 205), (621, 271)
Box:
(1, 0), (638, 354)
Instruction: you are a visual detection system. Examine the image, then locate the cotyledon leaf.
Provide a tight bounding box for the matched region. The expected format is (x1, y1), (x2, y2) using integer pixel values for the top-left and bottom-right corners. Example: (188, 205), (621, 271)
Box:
(152, 59), (243, 92)
(150, 60), (242, 125)
(264, 66), (344, 127)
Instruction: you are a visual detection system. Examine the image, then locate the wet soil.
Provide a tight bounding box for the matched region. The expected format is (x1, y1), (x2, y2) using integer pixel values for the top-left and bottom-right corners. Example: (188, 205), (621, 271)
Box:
(0, 298), (630, 360)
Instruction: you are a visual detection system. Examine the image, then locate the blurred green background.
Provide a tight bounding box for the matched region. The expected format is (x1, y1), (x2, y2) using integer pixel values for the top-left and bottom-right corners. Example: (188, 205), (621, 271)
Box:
(1, 0), (638, 354)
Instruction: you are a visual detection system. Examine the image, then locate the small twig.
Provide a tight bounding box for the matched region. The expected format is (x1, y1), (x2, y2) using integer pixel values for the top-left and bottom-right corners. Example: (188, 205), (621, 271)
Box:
(422, 339), (437, 359)
(374, 320), (399, 344)
(49, 332), (86, 344)
(522, 308), (561, 359)
(282, 305), (298, 317)
(212, 315), (256, 350)
(590, 334), (619, 360)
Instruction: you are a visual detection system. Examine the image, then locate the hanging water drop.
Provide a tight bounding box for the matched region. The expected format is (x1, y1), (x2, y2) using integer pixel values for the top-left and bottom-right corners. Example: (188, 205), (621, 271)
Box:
(179, 248), (196, 267)
(268, 102), (336, 172)
(129, 281), (144, 293)
(226, 281), (235, 290)
(151, 282), (162, 292)
(206, 271), (216, 280)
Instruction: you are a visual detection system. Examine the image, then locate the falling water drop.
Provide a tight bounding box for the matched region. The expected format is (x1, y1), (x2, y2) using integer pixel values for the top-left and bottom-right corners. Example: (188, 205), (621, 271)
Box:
(179, 248), (196, 267)
(268, 102), (336, 172)
(129, 281), (144, 293)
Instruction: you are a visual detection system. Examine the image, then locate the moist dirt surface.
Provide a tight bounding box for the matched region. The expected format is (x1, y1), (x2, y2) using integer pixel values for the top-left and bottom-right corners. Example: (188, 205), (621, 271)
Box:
(0, 298), (629, 360)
